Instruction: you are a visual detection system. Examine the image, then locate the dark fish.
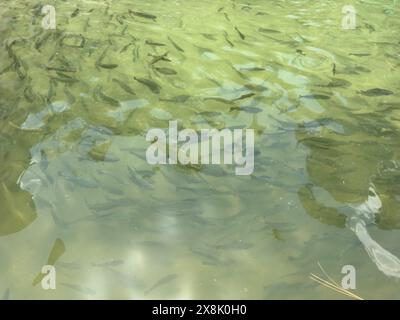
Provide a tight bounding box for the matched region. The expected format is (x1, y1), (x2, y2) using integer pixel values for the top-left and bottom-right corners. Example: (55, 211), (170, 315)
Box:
(97, 88), (120, 107)
(258, 28), (280, 34)
(35, 32), (52, 50)
(98, 63), (118, 69)
(360, 88), (393, 97)
(154, 67), (177, 75)
(300, 94), (331, 100)
(160, 95), (190, 103)
(150, 52), (169, 65)
(64, 86), (76, 105)
(234, 26), (245, 40)
(213, 240), (253, 250)
(201, 33), (217, 41)
(129, 10), (157, 20)
(92, 259), (124, 267)
(134, 77), (161, 94)
(59, 171), (98, 188)
(120, 42), (133, 53)
(168, 37), (184, 52)
(145, 40), (166, 47)
(316, 78), (351, 88)
(144, 274), (177, 295)
(71, 8), (80, 17)
(127, 166), (153, 189)
(51, 76), (79, 84)
(349, 53), (371, 57)
(112, 78), (136, 95)
(223, 32), (234, 47)
(230, 106), (262, 113)
(45, 65), (77, 73)
(233, 93), (256, 101)
(87, 198), (135, 214)
(204, 97), (234, 105)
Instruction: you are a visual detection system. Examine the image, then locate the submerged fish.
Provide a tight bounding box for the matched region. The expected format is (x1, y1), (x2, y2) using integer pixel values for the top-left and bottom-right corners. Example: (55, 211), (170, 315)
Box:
(134, 77), (161, 94)
(98, 63), (118, 69)
(98, 90), (120, 107)
(71, 8), (80, 17)
(129, 10), (157, 20)
(159, 95), (190, 103)
(112, 78), (136, 95)
(359, 88), (394, 97)
(234, 26), (245, 40)
(92, 259), (124, 267)
(167, 37), (184, 52)
(300, 94), (331, 100)
(127, 166), (153, 189)
(144, 274), (177, 295)
(154, 67), (177, 75)
(258, 27), (281, 34)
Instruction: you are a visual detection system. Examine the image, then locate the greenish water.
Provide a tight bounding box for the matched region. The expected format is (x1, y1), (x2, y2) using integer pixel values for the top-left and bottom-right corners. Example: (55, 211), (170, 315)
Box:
(0, 0), (399, 299)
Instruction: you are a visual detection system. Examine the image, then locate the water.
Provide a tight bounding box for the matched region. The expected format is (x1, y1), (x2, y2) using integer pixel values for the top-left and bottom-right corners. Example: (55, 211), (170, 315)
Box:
(0, 0), (399, 299)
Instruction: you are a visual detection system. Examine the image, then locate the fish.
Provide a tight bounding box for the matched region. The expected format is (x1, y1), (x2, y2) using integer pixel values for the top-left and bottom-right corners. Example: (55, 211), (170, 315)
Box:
(349, 53), (371, 57)
(272, 228), (284, 241)
(98, 90), (120, 107)
(98, 63), (118, 69)
(86, 198), (135, 214)
(203, 97), (234, 105)
(212, 240), (253, 251)
(120, 42), (134, 53)
(134, 77), (161, 94)
(233, 93), (256, 101)
(223, 31), (234, 47)
(144, 274), (177, 295)
(230, 106), (262, 113)
(154, 67), (177, 75)
(159, 95), (190, 103)
(359, 88), (393, 97)
(45, 66), (77, 73)
(71, 8), (80, 17)
(234, 26), (245, 40)
(92, 259), (124, 267)
(127, 166), (153, 189)
(63, 86), (76, 105)
(51, 76), (79, 84)
(129, 10), (157, 20)
(258, 28), (281, 34)
(59, 171), (98, 188)
(145, 40), (166, 47)
(316, 78), (351, 88)
(112, 78), (136, 95)
(150, 52), (169, 65)
(167, 37), (184, 52)
(300, 94), (331, 100)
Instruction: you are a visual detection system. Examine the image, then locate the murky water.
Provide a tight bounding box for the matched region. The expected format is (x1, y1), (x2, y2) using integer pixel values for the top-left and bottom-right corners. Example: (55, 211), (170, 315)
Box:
(0, 0), (399, 299)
